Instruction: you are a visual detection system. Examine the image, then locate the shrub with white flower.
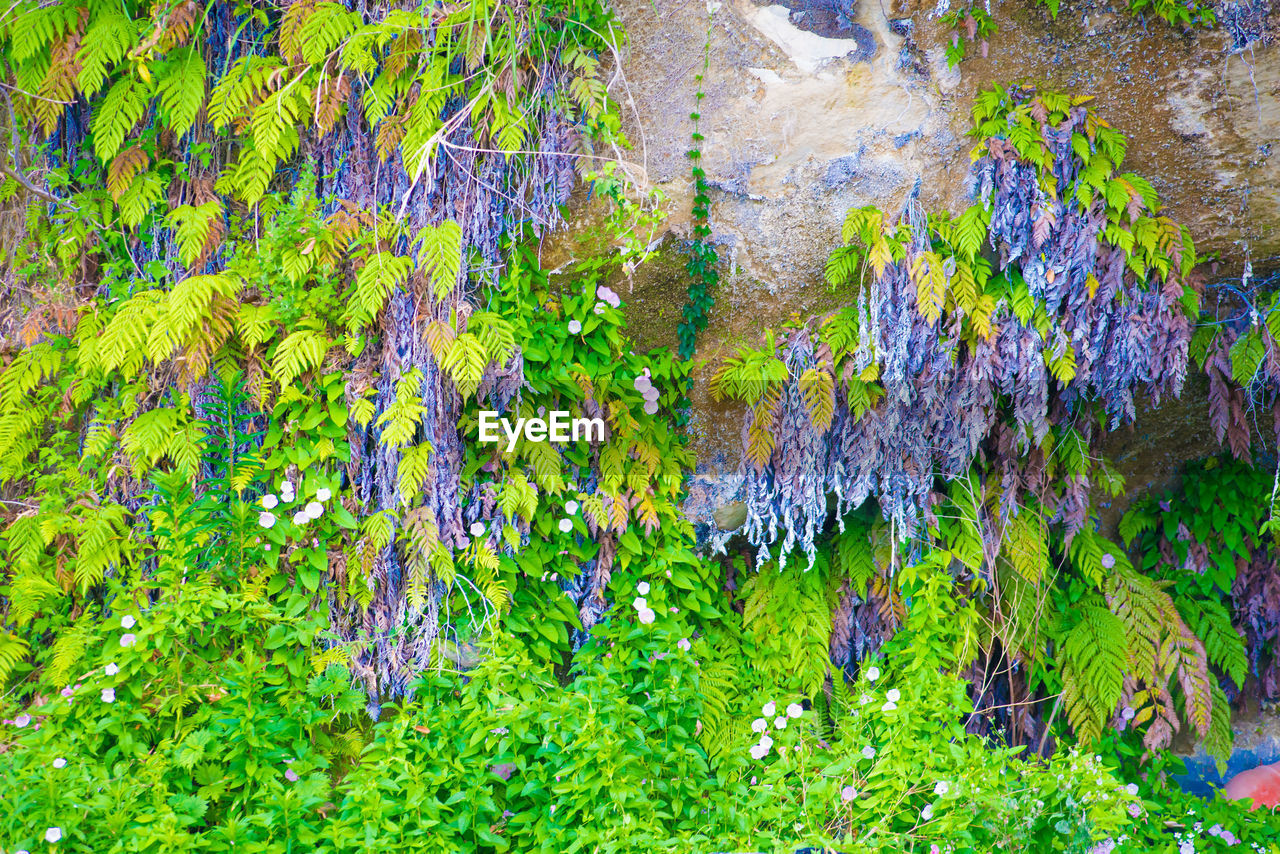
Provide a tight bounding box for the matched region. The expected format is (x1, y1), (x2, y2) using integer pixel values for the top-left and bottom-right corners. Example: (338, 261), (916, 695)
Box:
(762, 701), (776, 717)
(865, 665), (880, 682)
(862, 745), (876, 760)
(104, 663), (118, 676)
(637, 607), (656, 625)
(934, 780), (950, 796)
(565, 499), (579, 514)
(568, 319), (582, 334)
(120, 615), (135, 629)
(748, 733), (775, 760)
(773, 716), (786, 730)
(304, 501), (323, 519)
(752, 718), (767, 734)
(677, 637), (692, 652)
(786, 702), (803, 718)
(120, 633), (136, 647)
(259, 511), (276, 529)
(469, 522), (486, 537)
(101, 688), (115, 703)
(316, 487), (331, 501)
(262, 494), (278, 509)
(558, 518), (572, 533)
(637, 581), (650, 595)
(52, 757), (66, 768)
(45, 827), (62, 843)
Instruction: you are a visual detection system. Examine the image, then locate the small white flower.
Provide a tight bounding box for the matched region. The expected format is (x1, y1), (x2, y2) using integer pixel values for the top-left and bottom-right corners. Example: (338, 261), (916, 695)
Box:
(921, 804), (934, 821)
(105, 663), (118, 676)
(566, 500), (579, 514)
(634, 375), (652, 393)
(881, 701), (897, 712)
(859, 694), (870, 706)
(281, 480), (293, 493)
(44, 828), (62, 843)
(316, 487), (331, 502)
(259, 511), (276, 529)
(120, 634), (136, 647)
(568, 320), (582, 334)
(558, 518), (573, 533)
(774, 716), (787, 730)
(262, 495), (279, 509)
(758, 734), (773, 751)
(677, 638), (692, 652)
(638, 607), (656, 625)
(934, 780), (950, 796)
(1126, 783), (1139, 796)
(749, 743), (767, 760)
(120, 615), (135, 629)
(470, 522), (486, 537)
(264, 544), (271, 552)
(594, 302), (606, 315)
(637, 581), (650, 595)
(762, 701), (776, 717)
(293, 511), (308, 525)
(865, 666), (880, 682)
(862, 746), (876, 760)
(305, 501), (323, 519)
(886, 688), (901, 703)
(643, 400), (659, 415)
(53, 757), (66, 769)
(786, 703), (803, 718)
(101, 688), (115, 703)
(752, 718), (768, 734)
(633, 597), (648, 611)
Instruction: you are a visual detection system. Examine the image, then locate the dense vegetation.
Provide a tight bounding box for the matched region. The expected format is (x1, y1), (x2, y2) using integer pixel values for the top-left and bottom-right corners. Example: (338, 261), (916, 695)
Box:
(1, 1), (1278, 852)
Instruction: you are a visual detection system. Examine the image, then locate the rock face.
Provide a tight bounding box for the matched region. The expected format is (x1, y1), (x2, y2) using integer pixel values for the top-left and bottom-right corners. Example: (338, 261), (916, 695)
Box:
(570, 0), (1278, 525)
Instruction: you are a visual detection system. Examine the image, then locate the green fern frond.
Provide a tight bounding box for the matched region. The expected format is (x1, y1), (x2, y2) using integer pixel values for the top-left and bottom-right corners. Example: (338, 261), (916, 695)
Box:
(91, 76), (151, 163)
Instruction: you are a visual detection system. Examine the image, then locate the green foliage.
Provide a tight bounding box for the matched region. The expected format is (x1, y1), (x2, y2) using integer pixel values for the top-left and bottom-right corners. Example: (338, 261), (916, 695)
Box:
(1032, 0), (1217, 28)
(940, 5), (997, 68)
(0, 4), (1271, 851)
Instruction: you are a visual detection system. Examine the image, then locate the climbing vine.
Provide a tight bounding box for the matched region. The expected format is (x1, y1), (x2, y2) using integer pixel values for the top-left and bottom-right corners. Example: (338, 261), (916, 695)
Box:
(676, 4), (718, 365)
